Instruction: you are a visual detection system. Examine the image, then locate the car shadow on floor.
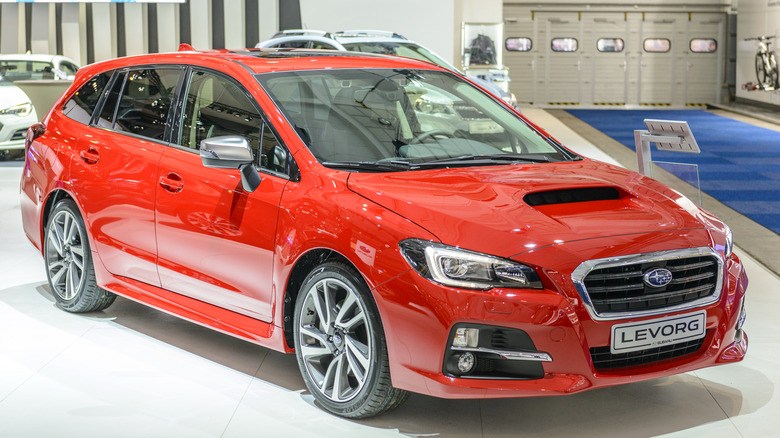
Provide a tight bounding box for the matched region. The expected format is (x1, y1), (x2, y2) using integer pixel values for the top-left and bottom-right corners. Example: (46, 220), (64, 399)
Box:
(22, 282), (774, 438)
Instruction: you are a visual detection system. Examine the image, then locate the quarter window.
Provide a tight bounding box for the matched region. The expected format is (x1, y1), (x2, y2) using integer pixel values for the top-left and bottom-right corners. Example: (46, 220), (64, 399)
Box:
(597, 38), (625, 53)
(643, 38), (671, 53)
(690, 39), (717, 53)
(59, 62), (79, 77)
(111, 68), (181, 141)
(62, 71), (112, 125)
(505, 38), (532, 52)
(551, 38), (578, 52)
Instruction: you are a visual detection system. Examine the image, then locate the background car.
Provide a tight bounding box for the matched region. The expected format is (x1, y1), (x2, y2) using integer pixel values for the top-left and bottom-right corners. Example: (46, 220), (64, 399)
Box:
(256, 29), (518, 108)
(0, 54), (79, 156)
(0, 53), (80, 81)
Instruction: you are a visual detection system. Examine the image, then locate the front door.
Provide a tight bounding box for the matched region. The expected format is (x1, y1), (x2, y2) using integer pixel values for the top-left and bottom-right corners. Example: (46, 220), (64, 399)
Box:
(155, 69), (290, 321)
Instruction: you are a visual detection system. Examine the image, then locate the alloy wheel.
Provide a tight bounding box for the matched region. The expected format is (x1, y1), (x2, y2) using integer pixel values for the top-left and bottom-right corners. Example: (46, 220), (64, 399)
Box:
(45, 209), (86, 301)
(297, 277), (372, 403)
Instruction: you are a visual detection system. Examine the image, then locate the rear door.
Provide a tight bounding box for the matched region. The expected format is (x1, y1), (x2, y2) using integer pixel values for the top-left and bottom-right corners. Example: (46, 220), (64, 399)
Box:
(70, 66), (183, 287)
(155, 68), (291, 321)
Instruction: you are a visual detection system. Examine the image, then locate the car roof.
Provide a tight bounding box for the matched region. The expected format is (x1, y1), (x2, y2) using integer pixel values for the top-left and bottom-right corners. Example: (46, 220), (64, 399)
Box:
(0, 54), (78, 66)
(82, 48), (448, 77)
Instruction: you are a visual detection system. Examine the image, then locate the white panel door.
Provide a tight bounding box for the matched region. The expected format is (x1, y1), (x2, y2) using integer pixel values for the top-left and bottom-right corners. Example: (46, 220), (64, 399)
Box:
(685, 13), (725, 105)
(585, 13), (630, 105)
(639, 13), (679, 105)
(503, 6), (537, 105)
(540, 12), (582, 105)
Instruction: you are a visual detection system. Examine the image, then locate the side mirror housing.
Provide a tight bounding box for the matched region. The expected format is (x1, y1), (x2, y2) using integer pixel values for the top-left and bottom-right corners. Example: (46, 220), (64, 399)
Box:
(199, 135), (261, 192)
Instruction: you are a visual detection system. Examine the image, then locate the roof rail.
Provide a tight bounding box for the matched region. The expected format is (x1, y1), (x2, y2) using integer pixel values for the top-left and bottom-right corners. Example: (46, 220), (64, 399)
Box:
(271, 29), (332, 38)
(334, 30), (407, 40)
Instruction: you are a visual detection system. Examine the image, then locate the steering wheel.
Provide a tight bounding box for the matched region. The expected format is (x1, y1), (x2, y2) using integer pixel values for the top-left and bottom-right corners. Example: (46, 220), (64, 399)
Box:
(410, 129), (457, 144)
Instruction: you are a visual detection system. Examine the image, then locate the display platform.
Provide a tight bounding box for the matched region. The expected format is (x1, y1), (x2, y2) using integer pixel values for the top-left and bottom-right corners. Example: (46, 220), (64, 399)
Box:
(1, 110), (779, 437)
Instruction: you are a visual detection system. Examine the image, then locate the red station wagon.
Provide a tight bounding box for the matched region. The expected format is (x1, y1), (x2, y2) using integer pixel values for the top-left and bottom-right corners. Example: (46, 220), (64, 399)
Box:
(20, 48), (748, 418)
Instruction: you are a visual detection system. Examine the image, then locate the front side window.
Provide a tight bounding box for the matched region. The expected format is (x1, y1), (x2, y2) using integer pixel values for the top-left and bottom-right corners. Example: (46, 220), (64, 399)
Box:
(179, 70), (262, 154)
(690, 39), (717, 53)
(551, 38), (578, 52)
(0, 60), (56, 80)
(62, 71), (112, 125)
(644, 38), (671, 53)
(342, 42), (458, 71)
(597, 38), (625, 52)
(257, 69), (570, 170)
(96, 68), (180, 140)
(59, 62), (79, 77)
(505, 38), (532, 52)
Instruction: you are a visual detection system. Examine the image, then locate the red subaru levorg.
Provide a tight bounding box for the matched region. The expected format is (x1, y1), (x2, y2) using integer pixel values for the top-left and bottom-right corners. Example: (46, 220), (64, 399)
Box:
(20, 48), (747, 418)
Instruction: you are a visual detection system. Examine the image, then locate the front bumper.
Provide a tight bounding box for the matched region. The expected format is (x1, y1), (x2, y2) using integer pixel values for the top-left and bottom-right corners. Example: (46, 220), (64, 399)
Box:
(0, 113), (36, 150)
(374, 251), (748, 399)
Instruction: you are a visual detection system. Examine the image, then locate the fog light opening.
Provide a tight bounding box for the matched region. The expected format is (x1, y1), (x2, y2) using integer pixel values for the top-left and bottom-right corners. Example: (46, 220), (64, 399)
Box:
(457, 352), (476, 374)
(453, 328), (479, 348)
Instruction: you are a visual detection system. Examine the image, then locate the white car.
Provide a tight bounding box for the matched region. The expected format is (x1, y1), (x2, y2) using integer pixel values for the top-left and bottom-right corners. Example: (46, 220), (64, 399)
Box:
(256, 30), (518, 107)
(0, 54), (79, 153)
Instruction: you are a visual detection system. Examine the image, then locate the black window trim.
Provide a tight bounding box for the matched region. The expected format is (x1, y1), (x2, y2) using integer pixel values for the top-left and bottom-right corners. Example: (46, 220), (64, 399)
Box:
(168, 65), (298, 181)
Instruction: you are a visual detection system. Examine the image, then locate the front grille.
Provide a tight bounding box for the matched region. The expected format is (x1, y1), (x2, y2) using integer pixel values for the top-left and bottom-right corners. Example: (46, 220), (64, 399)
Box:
(590, 335), (707, 370)
(453, 104), (485, 120)
(11, 129), (27, 141)
(582, 254), (720, 315)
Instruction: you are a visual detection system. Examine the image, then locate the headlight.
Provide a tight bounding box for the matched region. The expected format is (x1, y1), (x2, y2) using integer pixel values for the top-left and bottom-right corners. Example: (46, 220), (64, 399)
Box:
(414, 98), (453, 115)
(0, 102), (33, 117)
(399, 238), (543, 290)
(723, 224), (733, 258)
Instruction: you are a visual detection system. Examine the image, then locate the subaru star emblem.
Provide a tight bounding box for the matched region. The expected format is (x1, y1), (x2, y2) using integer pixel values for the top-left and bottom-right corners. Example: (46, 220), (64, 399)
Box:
(644, 268), (673, 288)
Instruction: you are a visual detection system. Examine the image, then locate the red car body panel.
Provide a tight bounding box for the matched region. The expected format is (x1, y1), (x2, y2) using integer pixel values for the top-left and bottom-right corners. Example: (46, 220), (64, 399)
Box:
(19, 50), (747, 400)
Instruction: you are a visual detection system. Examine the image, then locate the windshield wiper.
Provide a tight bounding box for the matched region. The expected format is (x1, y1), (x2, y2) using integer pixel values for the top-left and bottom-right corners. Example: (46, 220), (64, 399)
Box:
(419, 153), (553, 167)
(321, 160), (418, 172)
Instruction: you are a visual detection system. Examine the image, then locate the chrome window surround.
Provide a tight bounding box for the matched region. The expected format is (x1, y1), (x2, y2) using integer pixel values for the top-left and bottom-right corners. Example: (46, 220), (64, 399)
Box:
(571, 247), (724, 321)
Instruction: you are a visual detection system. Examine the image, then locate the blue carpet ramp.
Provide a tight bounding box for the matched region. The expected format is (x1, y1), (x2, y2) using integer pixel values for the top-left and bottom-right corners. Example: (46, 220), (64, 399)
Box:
(565, 109), (780, 234)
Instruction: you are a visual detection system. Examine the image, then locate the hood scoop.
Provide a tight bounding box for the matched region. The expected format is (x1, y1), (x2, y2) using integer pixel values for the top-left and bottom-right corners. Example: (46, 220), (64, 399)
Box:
(524, 187), (622, 207)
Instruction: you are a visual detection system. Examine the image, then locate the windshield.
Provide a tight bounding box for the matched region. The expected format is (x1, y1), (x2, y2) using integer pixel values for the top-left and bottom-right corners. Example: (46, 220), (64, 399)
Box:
(341, 42), (458, 71)
(256, 69), (571, 170)
(0, 60), (56, 82)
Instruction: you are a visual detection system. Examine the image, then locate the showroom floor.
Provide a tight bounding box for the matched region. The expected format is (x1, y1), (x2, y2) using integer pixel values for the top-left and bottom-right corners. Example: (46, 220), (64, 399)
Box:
(1, 110), (779, 437)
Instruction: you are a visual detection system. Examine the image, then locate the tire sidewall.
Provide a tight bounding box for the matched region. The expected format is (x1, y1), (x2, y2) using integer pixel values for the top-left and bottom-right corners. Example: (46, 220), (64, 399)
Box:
(293, 262), (387, 417)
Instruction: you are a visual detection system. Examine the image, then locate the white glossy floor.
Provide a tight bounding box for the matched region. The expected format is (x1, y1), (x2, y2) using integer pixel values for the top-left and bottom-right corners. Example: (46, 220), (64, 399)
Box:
(1, 110), (779, 437)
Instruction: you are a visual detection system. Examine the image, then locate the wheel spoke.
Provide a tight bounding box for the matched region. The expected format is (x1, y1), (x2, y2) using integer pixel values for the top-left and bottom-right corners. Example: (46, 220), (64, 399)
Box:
(66, 262), (80, 300)
(345, 335), (370, 371)
(334, 292), (357, 328)
(340, 309), (365, 332)
(70, 243), (84, 257)
(345, 340), (367, 383)
(299, 325), (331, 356)
(48, 224), (64, 257)
(49, 261), (67, 286)
(312, 281), (331, 329)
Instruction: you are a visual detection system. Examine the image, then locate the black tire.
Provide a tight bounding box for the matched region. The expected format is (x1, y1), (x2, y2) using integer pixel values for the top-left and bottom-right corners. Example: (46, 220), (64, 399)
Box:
(44, 199), (116, 313)
(768, 52), (779, 87)
(293, 261), (408, 418)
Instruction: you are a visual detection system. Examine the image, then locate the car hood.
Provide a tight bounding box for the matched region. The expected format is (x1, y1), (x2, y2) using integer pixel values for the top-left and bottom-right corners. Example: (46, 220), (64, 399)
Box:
(346, 159), (718, 258)
(0, 84), (32, 109)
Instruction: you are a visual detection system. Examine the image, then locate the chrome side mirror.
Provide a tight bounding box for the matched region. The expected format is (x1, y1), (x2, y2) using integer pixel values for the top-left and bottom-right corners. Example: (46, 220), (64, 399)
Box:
(199, 135), (261, 192)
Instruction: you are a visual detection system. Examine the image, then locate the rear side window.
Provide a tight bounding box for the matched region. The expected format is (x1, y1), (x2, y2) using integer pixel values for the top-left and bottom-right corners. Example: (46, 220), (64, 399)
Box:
(62, 71), (112, 125)
(110, 68), (181, 141)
